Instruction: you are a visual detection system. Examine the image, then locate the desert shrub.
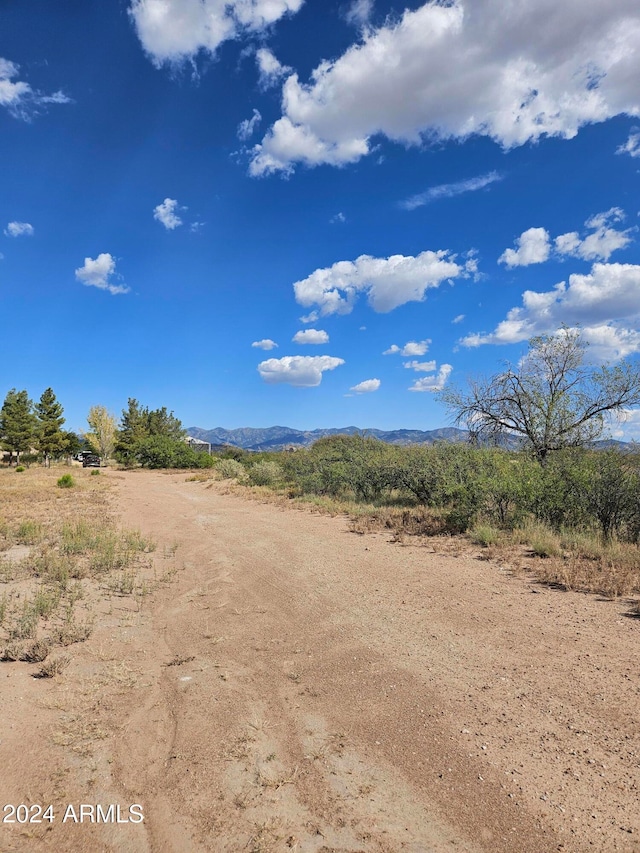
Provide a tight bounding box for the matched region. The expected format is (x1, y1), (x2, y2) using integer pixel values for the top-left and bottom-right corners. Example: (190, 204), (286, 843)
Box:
(37, 655), (70, 678)
(248, 461), (284, 486)
(15, 466), (25, 473)
(57, 474), (74, 488)
(215, 458), (246, 480)
(281, 435), (395, 501)
(584, 450), (637, 542)
(531, 450), (591, 531)
(22, 640), (50, 663)
(90, 469), (100, 476)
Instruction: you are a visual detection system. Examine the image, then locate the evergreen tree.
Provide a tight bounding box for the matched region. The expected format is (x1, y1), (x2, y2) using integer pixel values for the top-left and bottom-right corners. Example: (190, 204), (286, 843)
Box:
(147, 406), (184, 440)
(0, 389), (36, 465)
(115, 398), (149, 465)
(115, 399), (185, 465)
(35, 387), (66, 467)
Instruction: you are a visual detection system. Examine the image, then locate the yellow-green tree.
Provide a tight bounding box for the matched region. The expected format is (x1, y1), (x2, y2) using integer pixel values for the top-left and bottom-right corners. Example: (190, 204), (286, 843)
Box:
(86, 406), (117, 461)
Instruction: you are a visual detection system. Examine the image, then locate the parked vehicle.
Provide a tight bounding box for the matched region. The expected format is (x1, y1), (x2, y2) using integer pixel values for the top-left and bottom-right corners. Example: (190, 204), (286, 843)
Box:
(82, 454), (101, 468)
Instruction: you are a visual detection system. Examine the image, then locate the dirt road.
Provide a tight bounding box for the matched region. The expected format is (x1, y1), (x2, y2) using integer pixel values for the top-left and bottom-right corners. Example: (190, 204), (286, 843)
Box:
(2, 470), (639, 852)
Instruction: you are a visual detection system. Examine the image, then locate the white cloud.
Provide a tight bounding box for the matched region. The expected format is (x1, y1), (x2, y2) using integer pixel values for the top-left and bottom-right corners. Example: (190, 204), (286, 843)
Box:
(4, 221), (34, 238)
(403, 359), (437, 372)
(401, 171), (502, 211)
(612, 408), (640, 440)
(384, 339), (431, 356)
(330, 212), (346, 224)
(344, 0), (373, 28)
(408, 364), (453, 392)
(499, 227), (551, 268)
(452, 314), (465, 324)
(555, 208), (633, 261)
(130, 0), (304, 66)
(462, 262), (640, 361)
(617, 130), (640, 157)
(294, 251), (472, 316)
(0, 57), (70, 119)
(299, 310), (319, 324)
(75, 253), (130, 295)
(252, 338), (278, 350)
(258, 355), (344, 387)
(153, 198), (184, 230)
(292, 329), (329, 344)
(249, 0), (640, 175)
(350, 377), (380, 393)
(237, 108), (262, 141)
(501, 209), (634, 267)
(256, 48), (291, 89)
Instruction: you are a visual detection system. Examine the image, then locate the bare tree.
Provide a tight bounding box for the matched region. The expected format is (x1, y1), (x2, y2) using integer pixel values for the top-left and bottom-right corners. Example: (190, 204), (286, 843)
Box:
(439, 328), (640, 463)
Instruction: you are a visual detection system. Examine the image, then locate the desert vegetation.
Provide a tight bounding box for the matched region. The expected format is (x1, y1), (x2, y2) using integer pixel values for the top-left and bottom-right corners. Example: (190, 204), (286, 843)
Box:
(200, 436), (640, 600)
(0, 466), (171, 676)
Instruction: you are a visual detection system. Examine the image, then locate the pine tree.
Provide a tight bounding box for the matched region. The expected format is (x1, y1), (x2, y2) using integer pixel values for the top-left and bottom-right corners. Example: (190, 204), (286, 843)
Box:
(115, 398), (149, 465)
(35, 387), (66, 467)
(0, 389), (36, 465)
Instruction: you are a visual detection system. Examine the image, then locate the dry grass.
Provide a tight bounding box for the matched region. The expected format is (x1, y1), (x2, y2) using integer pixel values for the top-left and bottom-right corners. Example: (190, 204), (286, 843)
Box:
(0, 465), (163, 676)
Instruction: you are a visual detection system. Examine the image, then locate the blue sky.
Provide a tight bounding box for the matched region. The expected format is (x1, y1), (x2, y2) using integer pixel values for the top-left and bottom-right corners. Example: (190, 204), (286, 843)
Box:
(2, 0), (640, 436)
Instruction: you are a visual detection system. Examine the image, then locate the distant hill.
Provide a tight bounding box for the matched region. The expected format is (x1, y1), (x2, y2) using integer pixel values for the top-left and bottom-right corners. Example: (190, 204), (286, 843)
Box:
(186, 425), (632, 453)
(187, 424), (499, 451)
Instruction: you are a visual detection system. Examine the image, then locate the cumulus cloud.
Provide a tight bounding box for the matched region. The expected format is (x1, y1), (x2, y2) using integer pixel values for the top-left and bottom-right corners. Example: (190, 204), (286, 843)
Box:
(0, 57), (70, 119)
(350, 378), (380, 393)
(408, 364), (453, 392)
(462, 262), (640, 361)
(75, 253), (130, 295)
(299, 310), (319, 324)
(237, 108), (262, 141)
(249, 0), (640, 175)
(252, 338), (278, 350)
(258, 355), (344, 387)
(452, 314), (465, 324)
(500, 209), (634, 267)
(4, 221), (34, 238)
(330, 212), (346, 224)
(499, 227), (551, 268)
(383, 340), (431, 356)
(153, 198), (184, 230)
(554, 208), (634, 261)
(130, 0), (304, 66)
(401, 171), (502, 211)
(617, 130), (640, 157)
(294, 251), (472, 316)
(256, 48), (291, 89)
(292, 329), (329, 344)
(403, 359), (437, 372)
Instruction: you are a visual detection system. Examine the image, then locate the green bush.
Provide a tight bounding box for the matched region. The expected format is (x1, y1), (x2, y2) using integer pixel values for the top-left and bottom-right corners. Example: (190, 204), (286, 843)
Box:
(15, 466), (25, 473)
(56, 474), (74, 488)
(215, 458), (246, 480)
(248, 461), (284, 486)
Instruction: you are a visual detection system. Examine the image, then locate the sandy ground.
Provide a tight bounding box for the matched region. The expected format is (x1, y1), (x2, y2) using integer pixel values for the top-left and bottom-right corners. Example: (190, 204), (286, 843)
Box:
(1, 469), (639, 853)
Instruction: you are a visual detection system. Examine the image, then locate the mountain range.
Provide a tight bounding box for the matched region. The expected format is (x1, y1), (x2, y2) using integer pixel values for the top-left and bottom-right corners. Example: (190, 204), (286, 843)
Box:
(187, 425), (499, 451)
(186, 425), (631, 453)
